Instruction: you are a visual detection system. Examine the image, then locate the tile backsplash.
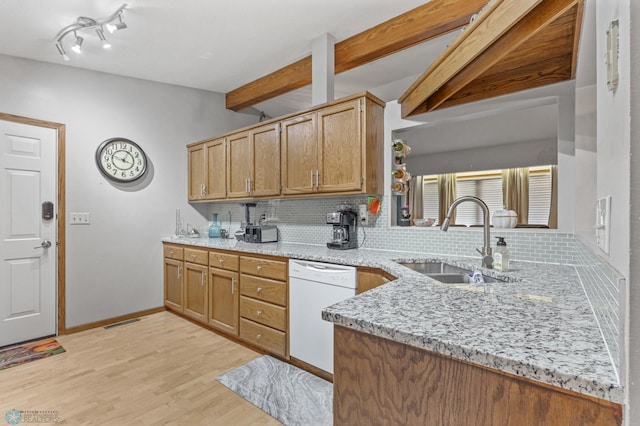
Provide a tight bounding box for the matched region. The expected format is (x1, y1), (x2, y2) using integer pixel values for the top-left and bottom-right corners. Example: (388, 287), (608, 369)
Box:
(203, 194), (622, 379)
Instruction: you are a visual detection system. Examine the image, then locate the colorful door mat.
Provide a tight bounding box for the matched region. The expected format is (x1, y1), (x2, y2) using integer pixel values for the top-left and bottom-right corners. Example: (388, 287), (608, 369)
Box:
(0, 338), (66, 371)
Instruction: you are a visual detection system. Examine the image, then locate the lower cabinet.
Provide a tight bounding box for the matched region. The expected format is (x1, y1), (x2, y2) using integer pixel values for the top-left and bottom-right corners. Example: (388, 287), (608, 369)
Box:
(209, 267), (239, 335)
(162, 243), (288, 359)
(163, 244), (184, 312)
(238, 255), (288, 357)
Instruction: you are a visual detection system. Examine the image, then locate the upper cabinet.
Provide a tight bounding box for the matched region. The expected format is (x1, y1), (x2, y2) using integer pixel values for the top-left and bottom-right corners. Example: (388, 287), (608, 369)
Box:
(187, 92), (384, 202)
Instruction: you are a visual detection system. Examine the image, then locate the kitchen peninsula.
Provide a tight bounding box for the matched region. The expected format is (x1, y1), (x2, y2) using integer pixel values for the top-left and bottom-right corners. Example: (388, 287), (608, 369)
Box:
(162, 236), (623, 425)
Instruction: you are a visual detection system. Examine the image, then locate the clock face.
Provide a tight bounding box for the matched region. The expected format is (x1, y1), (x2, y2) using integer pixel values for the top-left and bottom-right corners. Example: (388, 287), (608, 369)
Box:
(96, 138), (147, 182)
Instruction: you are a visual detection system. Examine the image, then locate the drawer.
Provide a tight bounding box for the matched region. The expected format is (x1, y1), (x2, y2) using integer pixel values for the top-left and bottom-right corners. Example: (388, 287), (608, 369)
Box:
(184, 248), (208, 266)
(240, 318), (286, 357)
(240, 296), (286, 331)
(240, 256), (287, 281)
(163, 244), (184, 261)
(209, 251), (239, 271)
(240, 275), (286, 306)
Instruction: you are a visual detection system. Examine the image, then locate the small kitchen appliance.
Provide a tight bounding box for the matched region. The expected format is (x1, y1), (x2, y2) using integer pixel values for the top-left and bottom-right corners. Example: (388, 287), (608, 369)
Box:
(235, 203), (278, 243)
(326, 207), (358, 250)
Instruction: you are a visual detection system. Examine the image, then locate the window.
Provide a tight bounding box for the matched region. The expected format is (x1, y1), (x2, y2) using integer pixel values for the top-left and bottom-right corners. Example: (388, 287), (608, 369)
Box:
(420, 166), (554, 227)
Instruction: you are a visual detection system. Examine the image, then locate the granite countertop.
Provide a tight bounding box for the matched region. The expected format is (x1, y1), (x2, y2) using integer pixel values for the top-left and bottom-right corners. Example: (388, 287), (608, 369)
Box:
(162, 236), (623, 403)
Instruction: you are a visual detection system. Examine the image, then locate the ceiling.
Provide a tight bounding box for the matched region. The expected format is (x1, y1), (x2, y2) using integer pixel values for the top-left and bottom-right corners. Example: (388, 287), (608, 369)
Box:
(0, 0), (595, 119)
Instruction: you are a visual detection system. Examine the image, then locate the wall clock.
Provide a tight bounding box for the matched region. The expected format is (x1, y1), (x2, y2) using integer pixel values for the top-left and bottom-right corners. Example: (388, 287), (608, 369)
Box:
(96, 138), (148, 182)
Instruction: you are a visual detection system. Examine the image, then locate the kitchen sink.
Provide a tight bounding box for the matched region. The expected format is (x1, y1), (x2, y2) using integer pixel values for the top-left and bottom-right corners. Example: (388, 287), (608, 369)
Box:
(398, 261), (507, 284)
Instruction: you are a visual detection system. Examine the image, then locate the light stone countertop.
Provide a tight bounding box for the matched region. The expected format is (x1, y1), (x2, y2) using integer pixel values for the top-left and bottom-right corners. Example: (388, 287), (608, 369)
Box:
(162, 236), (623, 403)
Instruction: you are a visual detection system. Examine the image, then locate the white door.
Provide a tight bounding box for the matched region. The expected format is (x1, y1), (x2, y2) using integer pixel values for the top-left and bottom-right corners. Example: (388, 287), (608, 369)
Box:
(0, 119), (57, 347)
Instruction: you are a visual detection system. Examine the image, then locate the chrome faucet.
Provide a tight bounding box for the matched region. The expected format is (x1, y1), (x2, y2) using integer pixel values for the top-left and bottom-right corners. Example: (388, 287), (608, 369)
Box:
(440, 196), (493, 269)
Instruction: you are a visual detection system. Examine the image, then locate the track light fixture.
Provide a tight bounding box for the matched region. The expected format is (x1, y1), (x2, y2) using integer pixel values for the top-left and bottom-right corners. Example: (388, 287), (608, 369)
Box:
(55, 4), (127, 61)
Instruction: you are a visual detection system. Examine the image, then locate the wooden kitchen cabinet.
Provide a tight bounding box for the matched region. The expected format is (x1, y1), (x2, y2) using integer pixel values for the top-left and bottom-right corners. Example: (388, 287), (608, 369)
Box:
(239, 255), (288, 357)
(183, 262), (208, 323)
(164, 258), (183, 312)
(186, 92), (384, 202)
(204, 137), (227, 200)
(187, 143), (206, 201)
(209, 267), (239, 335)
(334, 326), (623, 426)
(226, 131), (252, 199)
(356, 266), (396, 294)
(281, 94), (384, 196)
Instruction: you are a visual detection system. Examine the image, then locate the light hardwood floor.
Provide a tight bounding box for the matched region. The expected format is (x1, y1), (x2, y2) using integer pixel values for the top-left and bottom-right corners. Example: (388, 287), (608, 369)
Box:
(0, 311), (281, 425)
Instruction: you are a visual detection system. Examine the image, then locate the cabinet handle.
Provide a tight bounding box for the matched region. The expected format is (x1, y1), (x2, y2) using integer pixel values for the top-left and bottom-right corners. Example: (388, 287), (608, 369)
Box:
(256, 287), (263, 294)
(203, 184), (207, 196)
(177, 265), (182, 278)
(249, 178), (253, 192)
(245, 177), (249, 193)
(201, 271), (205, 286)
(169, 250), (174, 255)
(191, 254), (197, 259)
(316, 170), (319, 187)
(256, 310), (262, 316)
(218, 258), (224, 263)
(231, 277), (236, 294)
(200, 183), (205, 197)
(310, 170), (314, 187)
(256, 334), (262, 340)
(256, 265), (262, 271)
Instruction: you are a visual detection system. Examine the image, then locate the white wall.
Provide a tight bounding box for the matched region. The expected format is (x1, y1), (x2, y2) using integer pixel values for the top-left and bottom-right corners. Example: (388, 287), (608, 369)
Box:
(596, 2), (631, 278)
(0, 54), (255, 327)
(626, 0), (639, 422)
(406, 138), (557, 176)
(574, 85), (597, 243)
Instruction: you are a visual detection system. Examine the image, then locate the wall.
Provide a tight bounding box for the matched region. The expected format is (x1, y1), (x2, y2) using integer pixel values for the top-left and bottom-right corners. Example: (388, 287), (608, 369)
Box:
(574, 85), (597, 243)
(626, 0), (639, 422)
(0, 54), (255, 327)
(406, 138), (557, 176)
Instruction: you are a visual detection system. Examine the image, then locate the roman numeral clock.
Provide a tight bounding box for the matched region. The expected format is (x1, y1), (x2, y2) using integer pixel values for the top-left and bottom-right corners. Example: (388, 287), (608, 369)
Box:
(96, 138), (148, 182)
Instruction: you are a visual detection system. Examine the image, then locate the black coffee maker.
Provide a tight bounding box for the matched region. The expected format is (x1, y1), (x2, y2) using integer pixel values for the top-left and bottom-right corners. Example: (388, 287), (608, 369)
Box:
(326, 208), (358, 250)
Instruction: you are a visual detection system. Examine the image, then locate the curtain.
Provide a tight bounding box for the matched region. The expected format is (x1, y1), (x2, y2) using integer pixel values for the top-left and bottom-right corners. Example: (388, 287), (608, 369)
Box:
(438, 173), (457, 225)
(548, 165), (558, 228)
(409, 176), (424, 225)
(502, 168), (529, 224)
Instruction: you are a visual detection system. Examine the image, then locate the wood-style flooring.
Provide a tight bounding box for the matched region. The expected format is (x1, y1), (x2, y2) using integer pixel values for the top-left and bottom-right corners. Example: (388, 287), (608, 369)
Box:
(0, 311), (281, 425)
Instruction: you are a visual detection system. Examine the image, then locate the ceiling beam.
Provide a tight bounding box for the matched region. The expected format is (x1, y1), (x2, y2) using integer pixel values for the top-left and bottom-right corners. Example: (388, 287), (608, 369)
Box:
(400, 0), (581, 117)
(225, 0), (487, 112)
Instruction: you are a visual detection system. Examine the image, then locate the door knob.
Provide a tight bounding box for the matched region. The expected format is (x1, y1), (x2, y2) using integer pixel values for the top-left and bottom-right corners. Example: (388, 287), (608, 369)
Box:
(34, 240), (52, 249)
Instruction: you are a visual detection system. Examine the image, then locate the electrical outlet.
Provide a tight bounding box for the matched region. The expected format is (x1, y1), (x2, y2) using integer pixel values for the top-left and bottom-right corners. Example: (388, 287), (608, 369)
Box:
(358, 204), (368, 225)
(70, 212), (91, 225)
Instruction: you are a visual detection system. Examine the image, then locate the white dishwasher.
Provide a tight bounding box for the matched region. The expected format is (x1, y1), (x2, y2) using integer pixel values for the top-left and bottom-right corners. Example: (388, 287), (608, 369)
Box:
(289, 259), (357, 374)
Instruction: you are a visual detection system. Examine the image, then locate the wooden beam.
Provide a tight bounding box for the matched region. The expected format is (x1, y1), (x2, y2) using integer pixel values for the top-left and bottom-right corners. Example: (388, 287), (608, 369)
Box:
(225, 0), (487, 111)
(412, 0), (578, 115)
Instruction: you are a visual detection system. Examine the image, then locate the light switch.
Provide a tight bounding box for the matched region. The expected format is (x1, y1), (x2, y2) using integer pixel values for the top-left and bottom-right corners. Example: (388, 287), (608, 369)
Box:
(70, 212), (91, 225)
(595, 196), (610, 253)
(359, 204), (368, 225)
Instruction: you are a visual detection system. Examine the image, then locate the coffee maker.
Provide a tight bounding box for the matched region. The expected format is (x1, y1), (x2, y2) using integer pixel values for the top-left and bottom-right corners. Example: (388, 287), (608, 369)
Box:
(326, 208), (358, 250)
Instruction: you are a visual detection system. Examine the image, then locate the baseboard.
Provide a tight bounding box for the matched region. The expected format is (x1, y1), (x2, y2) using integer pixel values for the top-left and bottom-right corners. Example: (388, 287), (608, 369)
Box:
(64, 307), (166, 334)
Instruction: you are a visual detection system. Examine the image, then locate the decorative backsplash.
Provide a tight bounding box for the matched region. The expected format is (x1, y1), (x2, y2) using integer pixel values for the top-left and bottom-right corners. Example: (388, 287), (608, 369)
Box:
(203, 194), (622, 379)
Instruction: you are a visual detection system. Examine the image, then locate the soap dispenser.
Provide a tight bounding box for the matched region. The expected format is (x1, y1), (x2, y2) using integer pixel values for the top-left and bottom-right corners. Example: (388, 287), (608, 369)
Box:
(494, 237), (510, 272)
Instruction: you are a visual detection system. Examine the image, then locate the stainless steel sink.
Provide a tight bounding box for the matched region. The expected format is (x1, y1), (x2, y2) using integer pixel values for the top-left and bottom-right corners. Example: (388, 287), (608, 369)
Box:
(398, 261), (507, 284)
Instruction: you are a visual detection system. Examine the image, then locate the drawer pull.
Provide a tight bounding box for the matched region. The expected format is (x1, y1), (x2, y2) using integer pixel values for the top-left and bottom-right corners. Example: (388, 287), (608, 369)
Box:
(191, 254), (197, 259)
(256, 265), (263, 271)
(256, 310), (262, 316)
(169, 250), (174, 255)
(218, 258), (224, 263)
(256, 334), (261, 340)
(256, 287), (263, 294)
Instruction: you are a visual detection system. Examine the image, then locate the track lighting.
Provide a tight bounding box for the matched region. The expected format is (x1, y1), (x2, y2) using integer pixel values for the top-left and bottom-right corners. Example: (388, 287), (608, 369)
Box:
(96, 28), (111, 49)
(71, 33), (83, 54)
(55, 42), (70, 62)
(55, 4), (127, 61)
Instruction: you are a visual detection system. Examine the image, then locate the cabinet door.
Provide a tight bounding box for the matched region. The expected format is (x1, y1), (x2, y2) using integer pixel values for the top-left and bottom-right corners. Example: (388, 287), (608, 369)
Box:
(251, 123), (281, 197)
(164, 258), (183, 312)
(227, 131), (252, 199)
(204, 137), (227, 199)
(184, 262), (208, 323)
(188, 144), (206, 200)
(281, 113), (317, 195)
(209, 267), (239, 335)
(317, 99), (362, 193)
